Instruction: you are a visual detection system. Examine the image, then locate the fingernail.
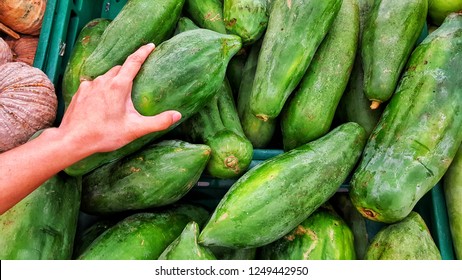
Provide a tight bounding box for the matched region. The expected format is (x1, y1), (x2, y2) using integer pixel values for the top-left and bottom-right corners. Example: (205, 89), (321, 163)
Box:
(171, 112), (182, 123)
(146, 43), (155, 48)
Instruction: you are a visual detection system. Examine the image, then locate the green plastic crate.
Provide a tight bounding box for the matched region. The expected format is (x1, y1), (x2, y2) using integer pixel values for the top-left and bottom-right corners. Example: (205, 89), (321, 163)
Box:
(37, 0), (455, 260)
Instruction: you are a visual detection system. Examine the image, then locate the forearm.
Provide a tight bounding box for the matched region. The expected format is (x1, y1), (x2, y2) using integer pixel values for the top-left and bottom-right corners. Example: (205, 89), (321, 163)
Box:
(0, 127), (93, 214)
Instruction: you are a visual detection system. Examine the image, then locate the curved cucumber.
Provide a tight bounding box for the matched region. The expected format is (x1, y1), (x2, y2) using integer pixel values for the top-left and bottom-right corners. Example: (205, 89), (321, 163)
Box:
(223, 0), (269, 45)
(444, 144), (462, 259)
(350, 14), (462, 223)
(81, 0), (185, 80)
(64, 29), (242, 176)
(237, 39), (276, 148)
(365, 212), (442, 260)
(158, 222), (216, 260)
(81, 140), (211, 214)
(335, 0), (383, 137)
(0, 173), (81, 260)
(199, 122), (366, 248)
(281, 0), (360, 150)
(62, 18), (110, 110)
(361, 0), (428, 108)
(249, 0), (342, 121)
(259, 205), (356, 260)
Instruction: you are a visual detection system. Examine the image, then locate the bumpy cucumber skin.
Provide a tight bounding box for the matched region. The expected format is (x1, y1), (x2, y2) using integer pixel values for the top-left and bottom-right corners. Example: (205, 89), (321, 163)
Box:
(158, 222), (217, 260)
(249, 0), (342, 121)
(223, 0), (268, 45)
(237, 39), (276, 148)
(81, 140), (211, 214)
(350, 14), (462, 223)
(259, 206), (356, 260)
(62, 18), (110, 111)
(0, 173), (81, 260)
(184, 0), (227, 33)
(81, 0), (185, 80)
(365, 212), (442, 260)
(64, 29), (242, 176)
(335, 0), (383, 137)
(77, 205), (209, 260)
(361, 0), (428, 106)
(444, 144), (462, 259)
(281, 0), (360, 150)
(198, 122), (366, 248)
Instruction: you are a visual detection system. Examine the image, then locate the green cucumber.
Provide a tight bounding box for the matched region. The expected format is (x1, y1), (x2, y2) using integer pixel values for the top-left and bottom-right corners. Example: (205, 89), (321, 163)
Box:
(335, 0), (383, 137)
(184, 0), (226, 33)
(249, 0), (342, 121)
(81, 0), (185, 80)
(77, 204), (209, 260)
(0, 173), (81, 260)
(61, 18), (110, 110)
(198, 122), (366, 248)
(223, 0), (269, 45)
(178, 80), (253, 179)
(444, 144), (462, 259)
(259, 205), (356, 260)
(237, 39), (276, 148)
(365, 212), (441, 260)
(158, 222), (216, 260)
(81, 140), (211, 214)
(350, 14), (462, 223)
(64, 29), (242, 176)
(361, 0), (428, 108)
(281, 0), (360, 150)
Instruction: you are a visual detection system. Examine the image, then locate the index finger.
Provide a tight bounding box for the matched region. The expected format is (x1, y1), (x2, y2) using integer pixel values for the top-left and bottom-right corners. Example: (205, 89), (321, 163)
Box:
(117, 43), (155, 81)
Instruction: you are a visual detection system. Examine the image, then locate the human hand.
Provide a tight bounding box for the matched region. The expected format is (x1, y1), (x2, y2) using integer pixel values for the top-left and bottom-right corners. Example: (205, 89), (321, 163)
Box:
(58, 43), (181, 154)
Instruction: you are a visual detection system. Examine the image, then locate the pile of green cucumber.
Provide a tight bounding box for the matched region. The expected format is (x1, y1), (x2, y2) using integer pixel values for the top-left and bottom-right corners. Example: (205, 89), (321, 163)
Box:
(1, 0), (460, 260)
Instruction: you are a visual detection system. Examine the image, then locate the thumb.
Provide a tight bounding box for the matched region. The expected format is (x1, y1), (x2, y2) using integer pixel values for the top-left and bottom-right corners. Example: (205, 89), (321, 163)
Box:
(136, 110), (182, 134)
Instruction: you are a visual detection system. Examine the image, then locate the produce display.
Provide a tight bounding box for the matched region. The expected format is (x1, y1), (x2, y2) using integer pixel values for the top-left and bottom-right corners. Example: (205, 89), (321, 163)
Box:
(0, 0), (461, 260)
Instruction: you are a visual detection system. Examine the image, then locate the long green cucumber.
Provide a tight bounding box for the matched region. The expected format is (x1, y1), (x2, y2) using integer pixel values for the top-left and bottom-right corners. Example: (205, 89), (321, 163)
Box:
(335, 0), (383, 137)
(350, 13), (462, 223)
(81, 140), (211, 214)
(259, 205), (356, 260)
(280, 0), (359, 150)
(198, 122), (366, 248)
(174, 21), (253, 179)
(237, 39), (276, 148)
(444, 144), (462, 259)
(0, 173), (81, 260)
(365, 212), (442, 260)
(77, 204), (209, 260)
(249, 0), (342, 121)
(184, 0), (226, 33)
(361, 0), (428, 109)
(61, 18), (110, 110)
(80, 0), (185, 80)
(64, 29), (242, 176)
(158, 222), (216, 260)
(223, 0), (268, 45)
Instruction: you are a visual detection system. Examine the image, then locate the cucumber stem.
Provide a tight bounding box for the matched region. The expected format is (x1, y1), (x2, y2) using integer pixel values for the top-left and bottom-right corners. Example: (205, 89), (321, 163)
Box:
(370, 100), (381, 110)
